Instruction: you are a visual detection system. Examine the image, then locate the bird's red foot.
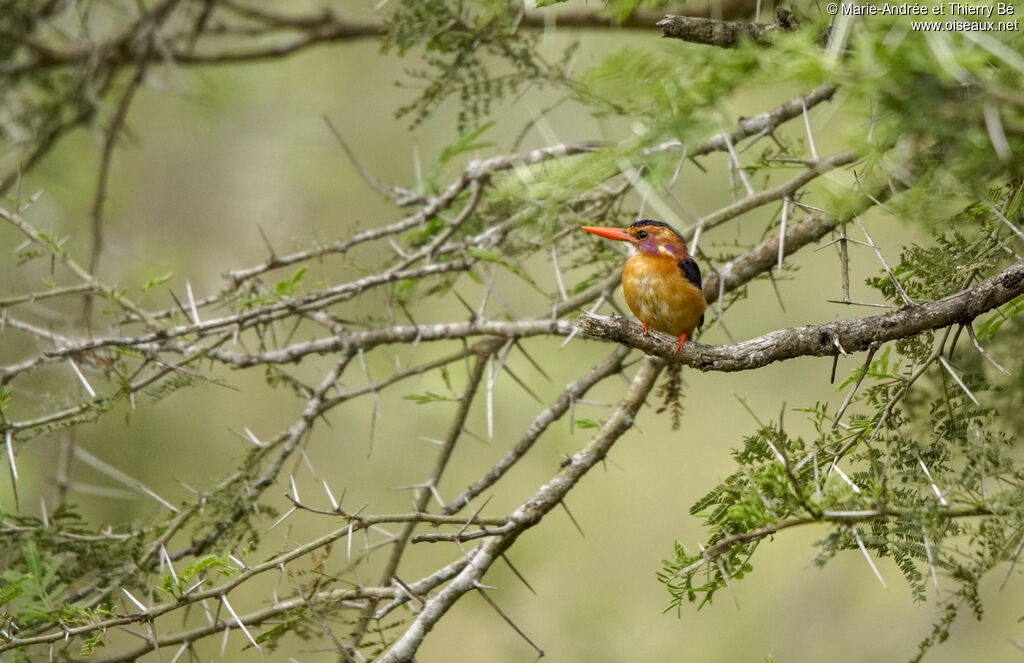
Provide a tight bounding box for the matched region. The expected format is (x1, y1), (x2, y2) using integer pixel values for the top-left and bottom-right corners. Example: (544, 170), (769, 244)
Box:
(673, 333), (688, 355)
(641, 321), (650, 335)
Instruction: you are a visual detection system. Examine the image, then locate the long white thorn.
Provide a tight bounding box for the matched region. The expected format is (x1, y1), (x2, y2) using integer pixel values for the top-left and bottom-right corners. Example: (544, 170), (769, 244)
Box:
(68, 359), (96, 397)
(169, 643), (188, 663)
(5, 430), (17, 482)
(777, 198), (790, 276)
(267, 506), (297, 532)
(74, 447), (178, 512)
(486, 356), (495, 440)
(831, 462), (861, 494)
(550, 244), (568, 302)
(852, 526), (887, 589)
(923, 534), (940, 591)
(983, 105), (1012, 161)
(185, 280), (201, 324)
(917, 457), (948, 506)
(938, 356), (980, 406)
(719, 128), (755, 196)
(323, 480), (339, 510)
(222, 595), (260, 649)
(122, 587), (148, 612)
(242, 427), (267, 448)
(802, 98), (819, 161)
(984, 199), (1024, 243)
(160, 544), (179, 585)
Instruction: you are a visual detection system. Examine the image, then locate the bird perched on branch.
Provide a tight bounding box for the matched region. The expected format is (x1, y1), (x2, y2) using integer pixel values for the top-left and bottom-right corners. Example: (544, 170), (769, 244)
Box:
(582, 220), (707, 353)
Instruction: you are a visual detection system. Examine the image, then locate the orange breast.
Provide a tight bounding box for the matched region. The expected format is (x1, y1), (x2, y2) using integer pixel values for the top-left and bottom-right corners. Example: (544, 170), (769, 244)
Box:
(621, 255), (708, 337)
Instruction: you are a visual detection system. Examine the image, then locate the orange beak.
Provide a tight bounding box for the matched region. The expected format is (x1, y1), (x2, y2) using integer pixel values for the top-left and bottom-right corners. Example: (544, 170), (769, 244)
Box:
(581, 226), (633, 242)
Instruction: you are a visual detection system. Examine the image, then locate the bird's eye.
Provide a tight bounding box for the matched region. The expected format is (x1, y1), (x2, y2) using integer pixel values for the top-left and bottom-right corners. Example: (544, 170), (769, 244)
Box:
(636, 230), (649, 239)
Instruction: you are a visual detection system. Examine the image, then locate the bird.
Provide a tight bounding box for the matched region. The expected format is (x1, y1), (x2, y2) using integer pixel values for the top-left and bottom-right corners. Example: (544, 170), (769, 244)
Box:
(582, 220), (707, 354)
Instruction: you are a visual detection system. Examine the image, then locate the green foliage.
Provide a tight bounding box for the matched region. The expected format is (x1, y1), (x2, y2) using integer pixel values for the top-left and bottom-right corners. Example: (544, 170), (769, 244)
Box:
(867, 201), (1017, 304)
(25, 395), (119, 440)
(978, 293), (1024, 341)
(403, 391), (458, 405)
(14, 247), (46, 266)
(661, 183), (1024, 662)
(466, 246), (545, 293)
(0, 386), (12, 418)
(578, 40), (761, 124)
(79, 631), (106, 656)
(3, 542), (67, 622)
(146, 372), (196, 403)
(438, 123), (494, 169)
(191, 479), (268, 555)
(253, 606), (318, 651)
(387, 0), (572, 129)
(274, 266), (309, 298)
(161, 553), (236, 600)
(0, 505), (144, 634)
(140, 271), (173, 295)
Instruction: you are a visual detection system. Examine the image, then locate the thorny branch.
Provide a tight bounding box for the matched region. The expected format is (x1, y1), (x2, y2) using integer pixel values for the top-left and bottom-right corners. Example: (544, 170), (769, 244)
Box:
(668, 505), (994, 580)
(377, 356), (667, 663)
(576, 261), (1024, 371)
(0, 3), (760, 79)
(0, 77), (872, 657)
(657, 7), (801, 48)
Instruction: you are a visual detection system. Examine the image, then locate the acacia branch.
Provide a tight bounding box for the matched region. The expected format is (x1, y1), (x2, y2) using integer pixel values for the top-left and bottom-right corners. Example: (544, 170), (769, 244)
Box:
(440, 344), (632, 516)
(351, 356), (489, 648)
(0, 504), (480, 653)
(378, 356), (666, 663)
(647, 82), (837, 157)
(672, 505), (994, 579)
(576, 260), (1024, 371)
(2, 4), (758, 77)
(657, 8), (800, 48)
(106, 82), (835, 330)
(690, 150), (857, 237)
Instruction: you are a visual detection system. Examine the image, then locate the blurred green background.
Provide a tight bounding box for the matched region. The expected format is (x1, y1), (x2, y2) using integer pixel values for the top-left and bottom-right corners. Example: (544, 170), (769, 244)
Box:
(1, 10), (1022, 662)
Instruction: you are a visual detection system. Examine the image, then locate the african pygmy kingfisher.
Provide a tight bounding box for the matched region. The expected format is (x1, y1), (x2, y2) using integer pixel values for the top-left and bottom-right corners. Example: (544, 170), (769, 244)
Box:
(582, 220), (707, 353)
